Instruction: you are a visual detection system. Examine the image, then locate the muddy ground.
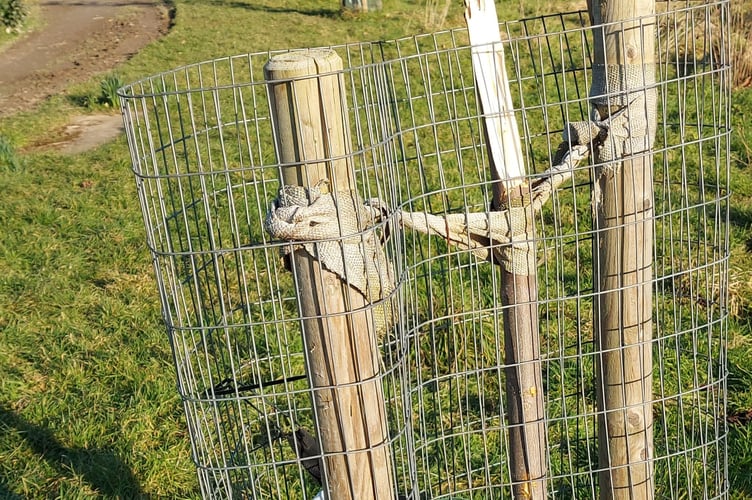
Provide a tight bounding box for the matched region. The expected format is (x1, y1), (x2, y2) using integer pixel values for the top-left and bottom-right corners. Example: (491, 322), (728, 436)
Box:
(0, 0), (171, 150)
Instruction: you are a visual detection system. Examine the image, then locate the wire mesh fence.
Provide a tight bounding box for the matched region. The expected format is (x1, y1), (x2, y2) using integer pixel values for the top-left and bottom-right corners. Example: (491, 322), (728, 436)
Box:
(120, 1), (731, 498)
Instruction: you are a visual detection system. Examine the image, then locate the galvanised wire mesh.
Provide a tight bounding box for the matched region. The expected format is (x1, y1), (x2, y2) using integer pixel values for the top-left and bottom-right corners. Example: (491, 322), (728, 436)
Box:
(120, 2), (731, 498)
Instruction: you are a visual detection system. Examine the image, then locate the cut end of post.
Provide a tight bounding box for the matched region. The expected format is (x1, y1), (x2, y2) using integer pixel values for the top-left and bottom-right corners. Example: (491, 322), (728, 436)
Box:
(264, 48), (343, 77)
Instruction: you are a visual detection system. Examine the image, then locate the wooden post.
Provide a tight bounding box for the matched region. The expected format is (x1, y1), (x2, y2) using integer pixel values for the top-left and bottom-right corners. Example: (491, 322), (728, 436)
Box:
(342, 0), (381, 12)
(587, 1), (656, 499)
(265, 49), (394, 500)
(464, 2), (547, 498)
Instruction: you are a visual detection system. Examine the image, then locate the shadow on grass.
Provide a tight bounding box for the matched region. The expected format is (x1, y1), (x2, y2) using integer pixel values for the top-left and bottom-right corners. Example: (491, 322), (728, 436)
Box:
(730, 204), (752, 229)
(726, 354), (752, 497)
(0, 477), (23, 500)
(201, 0), (341, 18)
(727, 423), (752, 497)
(0, 404), (145, 498)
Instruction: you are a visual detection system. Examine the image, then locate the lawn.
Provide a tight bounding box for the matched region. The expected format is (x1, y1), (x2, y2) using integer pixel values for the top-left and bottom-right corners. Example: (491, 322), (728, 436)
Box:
(1, 0), (751, 498)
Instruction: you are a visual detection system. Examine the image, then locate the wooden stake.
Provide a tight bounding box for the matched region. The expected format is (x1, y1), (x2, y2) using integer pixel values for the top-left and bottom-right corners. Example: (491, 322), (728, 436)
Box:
(265, 49), (394, 500)
(342, 0), (381, 12)
(587, 1), (656, 499)
(464, 2), (547, 498)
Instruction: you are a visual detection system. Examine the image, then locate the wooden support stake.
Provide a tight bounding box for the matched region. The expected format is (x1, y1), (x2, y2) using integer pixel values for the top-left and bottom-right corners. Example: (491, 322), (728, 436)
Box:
(265, 49), (394, 500)
(342, 0), (381, 13)
(587, 1), (656, 499)
(464, 2), (547, 498)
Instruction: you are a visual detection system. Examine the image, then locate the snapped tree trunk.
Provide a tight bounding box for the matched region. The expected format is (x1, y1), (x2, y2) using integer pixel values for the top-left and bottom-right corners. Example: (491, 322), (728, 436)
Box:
(464, 1), (547, 497)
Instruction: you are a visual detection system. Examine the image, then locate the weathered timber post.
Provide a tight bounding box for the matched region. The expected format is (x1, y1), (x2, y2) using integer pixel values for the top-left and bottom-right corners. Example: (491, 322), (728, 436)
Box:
(342, 0), (381, 13)
(264, 49), (395, 500)
(465, 1), (547, 498)
(587, 1), (656, 499)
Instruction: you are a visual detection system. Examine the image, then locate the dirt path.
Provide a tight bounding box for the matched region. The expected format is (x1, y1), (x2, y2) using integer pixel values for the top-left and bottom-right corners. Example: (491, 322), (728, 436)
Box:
(0, 0), (171, 118)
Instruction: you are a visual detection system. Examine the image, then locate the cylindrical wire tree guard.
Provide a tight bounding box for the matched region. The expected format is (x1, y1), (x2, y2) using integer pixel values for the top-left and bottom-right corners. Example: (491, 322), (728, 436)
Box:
(120, 2), (731, 498)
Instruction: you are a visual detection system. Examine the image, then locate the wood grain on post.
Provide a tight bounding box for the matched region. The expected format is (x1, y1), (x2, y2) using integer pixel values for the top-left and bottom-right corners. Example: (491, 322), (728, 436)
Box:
(264, 49), (394, 500)
(464, 1), (547, 497)
(587, 1), (656, 499)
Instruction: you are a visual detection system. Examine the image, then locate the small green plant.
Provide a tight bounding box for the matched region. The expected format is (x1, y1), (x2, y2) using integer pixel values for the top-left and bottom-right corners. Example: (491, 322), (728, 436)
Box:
(99, 73), (125, 108)
(0, 135), (20, 172)
(0, 0), (26, 30)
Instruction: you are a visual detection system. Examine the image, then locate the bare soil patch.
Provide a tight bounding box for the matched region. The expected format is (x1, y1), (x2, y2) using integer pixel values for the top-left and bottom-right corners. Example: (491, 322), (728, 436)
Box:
(0, 0), (171, 151)
(23, 113), (125, 154)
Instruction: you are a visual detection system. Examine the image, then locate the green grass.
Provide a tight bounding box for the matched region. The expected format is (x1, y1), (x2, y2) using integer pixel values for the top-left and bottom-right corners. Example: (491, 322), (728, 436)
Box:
(0, 1), (475, 497)
(1, 0), (751, 498)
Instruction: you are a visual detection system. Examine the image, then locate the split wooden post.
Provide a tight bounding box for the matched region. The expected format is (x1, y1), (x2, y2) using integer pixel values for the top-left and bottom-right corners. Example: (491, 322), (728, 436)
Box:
(464, 1), (547, 498)
(342, 0), (381, 13)
(587, 1), (656, 499)
(264, 49), (395, 500)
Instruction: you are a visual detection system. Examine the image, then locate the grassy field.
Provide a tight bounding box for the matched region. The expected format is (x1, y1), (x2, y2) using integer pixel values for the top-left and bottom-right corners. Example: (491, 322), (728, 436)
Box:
(1, 0), (752, 498)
